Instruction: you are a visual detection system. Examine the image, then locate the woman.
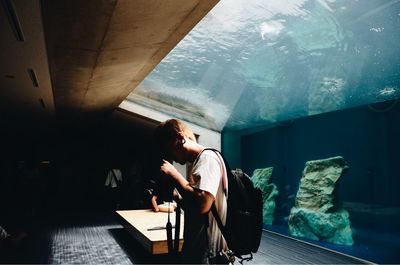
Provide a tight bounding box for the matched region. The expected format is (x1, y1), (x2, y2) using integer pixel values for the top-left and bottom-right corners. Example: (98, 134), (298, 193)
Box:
(154, 119), (229, 264)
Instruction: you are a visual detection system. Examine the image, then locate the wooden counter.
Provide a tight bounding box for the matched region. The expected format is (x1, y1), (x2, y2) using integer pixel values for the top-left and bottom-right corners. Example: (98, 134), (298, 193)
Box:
(116, 209), (184, 255)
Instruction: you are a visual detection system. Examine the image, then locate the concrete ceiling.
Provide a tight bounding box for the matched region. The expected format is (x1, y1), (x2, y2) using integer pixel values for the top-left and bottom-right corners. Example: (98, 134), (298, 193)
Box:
(42, 0), (218, 124)
(0, 0), (218, 130)
(0, 0), (55, 124)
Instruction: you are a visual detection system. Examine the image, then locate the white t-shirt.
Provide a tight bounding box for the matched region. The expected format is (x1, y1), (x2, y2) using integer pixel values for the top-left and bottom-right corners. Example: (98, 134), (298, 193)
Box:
(191, 149), (228, 257)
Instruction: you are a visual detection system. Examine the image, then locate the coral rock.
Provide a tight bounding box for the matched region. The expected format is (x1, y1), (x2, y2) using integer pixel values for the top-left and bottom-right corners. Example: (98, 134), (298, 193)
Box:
(252, 167), (279, 225)
(289, 156), (354, 245)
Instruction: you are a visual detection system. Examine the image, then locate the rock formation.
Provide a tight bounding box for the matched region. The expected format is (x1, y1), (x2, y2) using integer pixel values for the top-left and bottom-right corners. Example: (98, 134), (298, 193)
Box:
(252, 167), (279, 225)
(288, 156), (354, 245)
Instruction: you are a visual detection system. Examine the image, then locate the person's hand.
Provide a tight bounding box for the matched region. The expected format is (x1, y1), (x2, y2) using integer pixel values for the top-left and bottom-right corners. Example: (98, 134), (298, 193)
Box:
(173, 189), (183, 203)
(160, 159), (179, 178)
(157, 202), (177, 213)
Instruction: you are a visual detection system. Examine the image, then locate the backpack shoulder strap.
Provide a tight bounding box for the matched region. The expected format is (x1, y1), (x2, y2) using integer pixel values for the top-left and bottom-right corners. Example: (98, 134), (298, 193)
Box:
(202, 149), (232, 246)
(203, 148), (251, 204)
(211, 203), (231, 246)
(202, 148), (228, 194)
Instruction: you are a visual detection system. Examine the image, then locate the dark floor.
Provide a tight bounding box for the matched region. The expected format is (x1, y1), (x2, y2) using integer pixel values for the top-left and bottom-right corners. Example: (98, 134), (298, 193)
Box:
(0, 211), (371, 264)
(269, 222), (400, 264)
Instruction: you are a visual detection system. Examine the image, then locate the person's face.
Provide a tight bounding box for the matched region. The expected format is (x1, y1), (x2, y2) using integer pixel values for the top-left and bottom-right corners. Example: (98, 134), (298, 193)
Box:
(164, 135), (186, 165)
(169, 147), (186, 165)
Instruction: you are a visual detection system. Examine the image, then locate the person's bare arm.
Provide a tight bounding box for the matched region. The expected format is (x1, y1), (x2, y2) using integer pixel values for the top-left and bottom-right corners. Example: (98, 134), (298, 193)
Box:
(160, 160), (214, 214)
(151, 195), (159, 212)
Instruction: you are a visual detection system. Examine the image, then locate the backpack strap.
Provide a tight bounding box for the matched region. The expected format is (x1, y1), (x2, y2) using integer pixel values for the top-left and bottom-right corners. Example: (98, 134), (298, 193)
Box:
(203, 148), (251, 205)
(202, 149), (233, 246)
(210, 203), (231, 244)
(204, 149), (254, 264)
(207, 148), (252, 207)
(214, 152), (228, 196)
(201, 148), (228, 196)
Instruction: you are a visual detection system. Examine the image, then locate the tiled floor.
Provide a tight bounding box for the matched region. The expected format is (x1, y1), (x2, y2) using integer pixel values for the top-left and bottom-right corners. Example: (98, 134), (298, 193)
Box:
(1, 211), (370, 264)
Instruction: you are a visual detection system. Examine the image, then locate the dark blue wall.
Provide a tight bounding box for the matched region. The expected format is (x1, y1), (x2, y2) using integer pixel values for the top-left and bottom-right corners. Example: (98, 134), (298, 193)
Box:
(238, 100), (400, 231)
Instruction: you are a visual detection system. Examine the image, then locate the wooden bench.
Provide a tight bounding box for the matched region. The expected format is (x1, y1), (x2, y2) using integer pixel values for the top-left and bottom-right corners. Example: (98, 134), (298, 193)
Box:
(116, 209), (184, 254)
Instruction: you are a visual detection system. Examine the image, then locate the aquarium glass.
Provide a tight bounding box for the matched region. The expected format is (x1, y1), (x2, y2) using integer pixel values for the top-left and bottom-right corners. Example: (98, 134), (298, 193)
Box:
(127, 0), (400, 132)
(228, 99), (400, 264)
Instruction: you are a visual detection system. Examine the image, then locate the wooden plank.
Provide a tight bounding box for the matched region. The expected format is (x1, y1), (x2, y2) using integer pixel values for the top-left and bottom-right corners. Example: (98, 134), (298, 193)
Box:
(116, 209), (184, 255)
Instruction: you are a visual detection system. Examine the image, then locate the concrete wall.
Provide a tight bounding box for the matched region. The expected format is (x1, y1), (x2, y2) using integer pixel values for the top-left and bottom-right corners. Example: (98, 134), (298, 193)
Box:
(119, 100), (221, 178)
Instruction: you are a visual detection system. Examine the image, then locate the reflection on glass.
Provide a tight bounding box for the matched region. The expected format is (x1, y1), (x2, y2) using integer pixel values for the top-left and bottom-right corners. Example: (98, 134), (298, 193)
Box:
(128, 0), (400, 131)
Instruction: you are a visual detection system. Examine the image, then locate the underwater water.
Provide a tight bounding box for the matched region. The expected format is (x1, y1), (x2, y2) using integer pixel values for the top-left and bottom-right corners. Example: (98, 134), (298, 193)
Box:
(228, 99), (400, 264)
(128, 0), (400, 132)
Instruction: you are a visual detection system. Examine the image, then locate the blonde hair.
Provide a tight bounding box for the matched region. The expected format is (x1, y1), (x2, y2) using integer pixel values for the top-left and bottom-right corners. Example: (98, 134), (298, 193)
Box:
(154, 119), (196, 149)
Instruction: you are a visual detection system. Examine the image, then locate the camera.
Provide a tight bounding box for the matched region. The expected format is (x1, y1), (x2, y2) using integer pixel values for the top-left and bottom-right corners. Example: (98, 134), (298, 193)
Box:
(209, 250), (235, 264)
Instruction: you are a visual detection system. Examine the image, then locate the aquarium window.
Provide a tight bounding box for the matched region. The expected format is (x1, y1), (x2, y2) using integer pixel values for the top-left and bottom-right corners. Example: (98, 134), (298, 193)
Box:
(126, 0), (400, 132)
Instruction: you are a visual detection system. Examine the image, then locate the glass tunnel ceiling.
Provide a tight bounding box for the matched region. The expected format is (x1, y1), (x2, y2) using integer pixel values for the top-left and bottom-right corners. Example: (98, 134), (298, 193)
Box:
(127, 0), (400, 132)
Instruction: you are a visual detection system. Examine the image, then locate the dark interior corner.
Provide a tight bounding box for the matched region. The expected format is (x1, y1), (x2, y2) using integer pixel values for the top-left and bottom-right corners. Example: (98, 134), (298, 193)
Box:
(0, 110), (162, 263)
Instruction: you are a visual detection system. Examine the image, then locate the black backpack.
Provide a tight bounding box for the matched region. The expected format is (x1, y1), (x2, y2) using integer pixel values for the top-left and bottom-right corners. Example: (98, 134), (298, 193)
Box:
(205, 149), (263, 263)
